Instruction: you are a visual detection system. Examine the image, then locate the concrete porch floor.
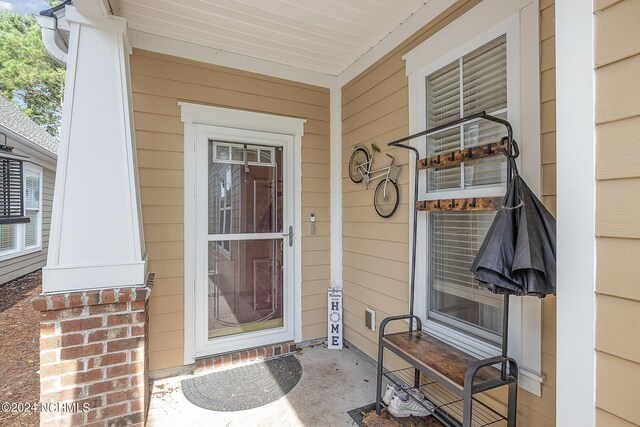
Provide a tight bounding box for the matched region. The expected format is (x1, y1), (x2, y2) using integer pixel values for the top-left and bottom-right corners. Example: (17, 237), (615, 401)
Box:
(147, 344), (377, 426)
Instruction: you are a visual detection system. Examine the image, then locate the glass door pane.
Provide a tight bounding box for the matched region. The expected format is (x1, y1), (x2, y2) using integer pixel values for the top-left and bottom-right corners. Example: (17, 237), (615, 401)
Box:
(208, 240), (283, 339)
(208, 141), (283, 235)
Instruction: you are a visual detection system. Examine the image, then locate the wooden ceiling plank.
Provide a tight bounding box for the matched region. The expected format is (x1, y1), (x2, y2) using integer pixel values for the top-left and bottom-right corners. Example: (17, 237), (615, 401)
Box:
(120, 8), (353, 70)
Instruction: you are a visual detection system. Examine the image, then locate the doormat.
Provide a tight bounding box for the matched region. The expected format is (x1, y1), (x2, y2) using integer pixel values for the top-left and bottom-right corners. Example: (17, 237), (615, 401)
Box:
(348, 403), (377, 426)
(181, 355), (302, 411)
(348, 403), (444, 427)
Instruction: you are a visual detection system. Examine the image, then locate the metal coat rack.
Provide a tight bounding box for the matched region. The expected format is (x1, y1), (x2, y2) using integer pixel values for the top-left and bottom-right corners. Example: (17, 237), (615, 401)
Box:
(373, 111), (520, 427)
(388, 110), (517, 374)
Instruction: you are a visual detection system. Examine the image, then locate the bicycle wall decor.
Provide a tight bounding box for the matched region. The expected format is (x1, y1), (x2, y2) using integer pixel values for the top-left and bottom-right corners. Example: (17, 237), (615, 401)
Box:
(348, 143), (400, 218)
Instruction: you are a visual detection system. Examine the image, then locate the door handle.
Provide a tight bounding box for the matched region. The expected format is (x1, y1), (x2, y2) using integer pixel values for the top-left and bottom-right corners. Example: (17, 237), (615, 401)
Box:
(283, 226), (293, 247)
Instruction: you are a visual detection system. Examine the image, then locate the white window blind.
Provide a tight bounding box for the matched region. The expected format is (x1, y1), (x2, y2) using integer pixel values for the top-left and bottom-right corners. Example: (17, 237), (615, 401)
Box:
(0, 224), (17, 253)
(426, 35), (508, 344)
(25, 169), (41, 248)
(426, 35), (508, 194)
(429, 211), (504, 342)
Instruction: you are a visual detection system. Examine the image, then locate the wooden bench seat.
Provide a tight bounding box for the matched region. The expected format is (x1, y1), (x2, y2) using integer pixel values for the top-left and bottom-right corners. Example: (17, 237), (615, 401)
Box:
(383, 331), (501, 391)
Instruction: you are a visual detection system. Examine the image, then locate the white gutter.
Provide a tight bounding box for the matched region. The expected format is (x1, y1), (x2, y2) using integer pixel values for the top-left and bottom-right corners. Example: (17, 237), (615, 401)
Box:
(33, 12), (70, 66)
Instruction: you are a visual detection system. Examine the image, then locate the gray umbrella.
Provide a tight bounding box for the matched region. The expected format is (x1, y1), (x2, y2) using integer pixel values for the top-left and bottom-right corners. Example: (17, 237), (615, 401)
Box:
(470, 172), (556, 297)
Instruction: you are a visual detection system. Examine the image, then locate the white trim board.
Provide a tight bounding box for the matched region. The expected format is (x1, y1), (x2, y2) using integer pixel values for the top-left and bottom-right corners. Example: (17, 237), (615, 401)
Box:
(404, 0), (543, 396)
(129, 30), (335, 89)
(555, 0), (596, 425)
(330, 84), (343, 288)
(180, 102), (305, 364)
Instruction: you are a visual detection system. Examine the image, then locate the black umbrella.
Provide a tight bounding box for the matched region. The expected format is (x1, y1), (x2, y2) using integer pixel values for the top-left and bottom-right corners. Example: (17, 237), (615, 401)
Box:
(470, 158), (556, 297)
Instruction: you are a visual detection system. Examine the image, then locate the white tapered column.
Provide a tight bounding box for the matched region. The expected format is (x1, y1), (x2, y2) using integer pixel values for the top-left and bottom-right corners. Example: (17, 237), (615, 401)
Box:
(43, 6), (145, 292)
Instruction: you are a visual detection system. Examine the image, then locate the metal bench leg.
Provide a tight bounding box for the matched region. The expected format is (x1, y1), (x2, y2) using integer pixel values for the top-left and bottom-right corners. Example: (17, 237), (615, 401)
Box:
(414, 368), (420, 388)
(376, 344), (384, 415)
(462, 388), (472, 427)
(507, 380), (517, 427)
(507, 360), (518, 427)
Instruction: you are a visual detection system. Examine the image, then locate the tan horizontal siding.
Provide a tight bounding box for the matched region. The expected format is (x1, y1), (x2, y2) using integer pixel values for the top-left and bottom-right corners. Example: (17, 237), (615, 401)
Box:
(597, 408), (639, 427)
(131, 49), (330, 371)
(595, 0), (640, 67)
(594, 1), (640, 425)
(341, 0), (556, 424)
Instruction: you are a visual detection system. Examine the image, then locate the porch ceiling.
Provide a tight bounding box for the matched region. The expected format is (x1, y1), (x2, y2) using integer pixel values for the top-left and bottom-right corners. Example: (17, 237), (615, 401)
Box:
(116, 0), (432, 76)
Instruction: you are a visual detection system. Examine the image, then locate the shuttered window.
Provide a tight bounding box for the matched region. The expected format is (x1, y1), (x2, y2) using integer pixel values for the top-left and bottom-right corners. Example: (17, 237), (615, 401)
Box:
(426, 35), (508, 343)
(0, 164), (43, 259)
(0, 157), (25, 223)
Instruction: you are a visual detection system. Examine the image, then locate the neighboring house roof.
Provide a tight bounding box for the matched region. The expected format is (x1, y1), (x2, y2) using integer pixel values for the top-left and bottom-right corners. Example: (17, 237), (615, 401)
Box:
(0, 96), (58, 155)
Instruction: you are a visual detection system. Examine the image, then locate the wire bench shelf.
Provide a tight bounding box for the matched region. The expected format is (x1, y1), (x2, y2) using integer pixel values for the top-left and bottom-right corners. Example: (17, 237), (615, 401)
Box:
(383, 367), (508, 427)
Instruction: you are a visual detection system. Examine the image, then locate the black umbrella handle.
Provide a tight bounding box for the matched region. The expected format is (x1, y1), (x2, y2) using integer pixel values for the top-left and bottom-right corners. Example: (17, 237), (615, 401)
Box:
(501, 137), (520, 177)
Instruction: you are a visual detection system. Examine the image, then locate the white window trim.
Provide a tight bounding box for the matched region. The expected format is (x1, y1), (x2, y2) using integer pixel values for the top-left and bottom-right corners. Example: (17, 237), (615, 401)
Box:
(25, 163), (44, 251)
(0, 163), (44, 262)
(404, 0), (543, 396)
(555, 0), (596, 424)
(180, 102), (305, 365)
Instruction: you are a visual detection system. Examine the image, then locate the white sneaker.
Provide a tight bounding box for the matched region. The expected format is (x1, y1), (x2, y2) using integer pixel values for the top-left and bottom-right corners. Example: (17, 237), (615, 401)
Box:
(388, 394), (435, 418)
(382, 383), (404, 405)
(382, 383), (427, 405)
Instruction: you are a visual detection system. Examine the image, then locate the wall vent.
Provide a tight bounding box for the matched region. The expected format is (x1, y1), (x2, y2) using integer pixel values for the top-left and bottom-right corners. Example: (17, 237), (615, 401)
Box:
(365, 308), (376, 332)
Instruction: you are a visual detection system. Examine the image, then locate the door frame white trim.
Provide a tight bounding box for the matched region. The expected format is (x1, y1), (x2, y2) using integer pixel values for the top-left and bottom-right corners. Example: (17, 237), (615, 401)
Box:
(329, 84), (343, 288)
(180, 102), (305, 364)
(194, 125), (293, 357)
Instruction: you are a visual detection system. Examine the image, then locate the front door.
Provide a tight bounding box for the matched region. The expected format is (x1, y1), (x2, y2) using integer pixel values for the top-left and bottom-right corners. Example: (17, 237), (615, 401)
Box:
(194, 125), (294, 357)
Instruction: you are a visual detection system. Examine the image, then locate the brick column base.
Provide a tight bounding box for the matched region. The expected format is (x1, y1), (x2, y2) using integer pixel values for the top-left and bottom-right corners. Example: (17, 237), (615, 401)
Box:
(31, 274), (153, 427)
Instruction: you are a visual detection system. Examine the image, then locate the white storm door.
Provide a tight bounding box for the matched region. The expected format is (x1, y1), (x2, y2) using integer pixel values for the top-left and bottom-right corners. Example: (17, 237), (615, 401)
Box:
(194, 125), (295, 357)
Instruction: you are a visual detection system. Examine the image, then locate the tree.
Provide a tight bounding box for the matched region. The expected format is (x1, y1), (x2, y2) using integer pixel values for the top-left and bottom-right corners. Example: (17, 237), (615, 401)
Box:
(0, 10), (65, 137)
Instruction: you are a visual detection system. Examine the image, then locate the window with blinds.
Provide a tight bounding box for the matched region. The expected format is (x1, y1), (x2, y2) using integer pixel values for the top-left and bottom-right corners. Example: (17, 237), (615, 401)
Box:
(0, 224), (17, 254)
(426, 35), (508, 194)
(24, 169), (41, 248)
(0, 164), (42, 258)
(425, 35), (508, 343)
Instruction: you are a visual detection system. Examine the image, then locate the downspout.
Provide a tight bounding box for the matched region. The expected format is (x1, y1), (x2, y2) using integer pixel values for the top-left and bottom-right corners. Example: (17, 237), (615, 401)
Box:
(33, 2), (72, 67)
